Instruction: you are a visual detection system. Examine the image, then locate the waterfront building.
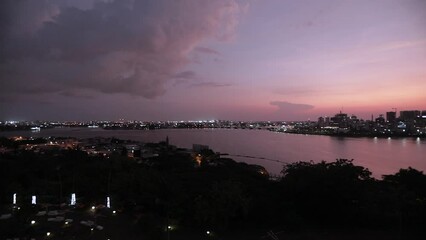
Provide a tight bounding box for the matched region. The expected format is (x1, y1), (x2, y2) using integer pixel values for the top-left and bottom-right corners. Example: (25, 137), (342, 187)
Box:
(330, 111), (349, 128)
(375, 115), (385, 125)
(318, 117), (325, 127)
(419, 111), (426, 127)
(386, 111), (396, 123)
(400, 110), (421, 122)
(325, 117), (330, 126)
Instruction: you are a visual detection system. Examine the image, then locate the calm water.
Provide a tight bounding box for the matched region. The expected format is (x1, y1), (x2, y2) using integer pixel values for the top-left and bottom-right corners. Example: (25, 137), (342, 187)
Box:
(1, 128), (425, 178)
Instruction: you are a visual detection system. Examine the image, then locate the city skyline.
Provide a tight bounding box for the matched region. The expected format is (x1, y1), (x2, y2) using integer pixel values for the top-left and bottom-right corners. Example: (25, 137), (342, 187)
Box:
(1, 0), (425, 121)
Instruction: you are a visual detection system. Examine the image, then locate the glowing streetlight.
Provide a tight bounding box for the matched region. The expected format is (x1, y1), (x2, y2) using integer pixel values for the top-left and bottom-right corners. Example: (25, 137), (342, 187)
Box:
(206, 231), (210, 235)
(91, 206), (96, 210)
(106, 196), (111, 208)
(46, 232), (51, 237)
(31, 220), (35, 225)
(70, 193), (76, 206)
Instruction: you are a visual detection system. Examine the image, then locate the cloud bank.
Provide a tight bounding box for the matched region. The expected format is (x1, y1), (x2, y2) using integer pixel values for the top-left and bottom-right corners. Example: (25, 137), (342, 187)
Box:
(270, 101), (314, 119)
(0, 0), (243, 98)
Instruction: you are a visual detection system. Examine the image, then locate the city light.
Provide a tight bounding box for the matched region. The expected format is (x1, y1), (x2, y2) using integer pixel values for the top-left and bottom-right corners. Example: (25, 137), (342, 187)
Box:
(31, 195), (36, 205)
(106, 196), (111, 208)
(13, 193), (16, 205)
(46, 232), (51, 237)
(70, 193), (76, 206)
(31, 220), (35, 225)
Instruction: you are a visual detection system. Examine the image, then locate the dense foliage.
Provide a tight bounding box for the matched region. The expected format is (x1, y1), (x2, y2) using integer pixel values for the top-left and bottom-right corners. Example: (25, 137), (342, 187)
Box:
(1, 141), (425, 239)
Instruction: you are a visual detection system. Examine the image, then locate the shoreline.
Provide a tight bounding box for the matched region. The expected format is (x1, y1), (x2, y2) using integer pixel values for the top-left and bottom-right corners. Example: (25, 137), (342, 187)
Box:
(2, 126), (425, 140)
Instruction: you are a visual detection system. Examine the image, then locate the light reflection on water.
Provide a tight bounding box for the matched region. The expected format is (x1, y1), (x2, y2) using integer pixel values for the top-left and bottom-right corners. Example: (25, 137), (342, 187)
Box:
(1, 128), (425, 178)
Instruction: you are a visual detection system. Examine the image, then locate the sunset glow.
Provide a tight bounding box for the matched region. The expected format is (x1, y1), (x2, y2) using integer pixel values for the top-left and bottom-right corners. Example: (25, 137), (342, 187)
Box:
(0, 0), (425, 121)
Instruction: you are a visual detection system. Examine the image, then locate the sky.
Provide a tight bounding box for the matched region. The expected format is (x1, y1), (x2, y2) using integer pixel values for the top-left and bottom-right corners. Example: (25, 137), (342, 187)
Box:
(1, 0), (425, 121)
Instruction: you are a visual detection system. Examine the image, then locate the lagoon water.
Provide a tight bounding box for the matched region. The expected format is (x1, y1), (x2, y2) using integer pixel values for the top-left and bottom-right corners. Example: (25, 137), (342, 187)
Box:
(1, 128), (425, 178)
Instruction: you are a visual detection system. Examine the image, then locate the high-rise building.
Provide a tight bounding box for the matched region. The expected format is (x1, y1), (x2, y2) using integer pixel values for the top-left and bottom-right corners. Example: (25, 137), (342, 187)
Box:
(318, 117), (325, 127)
(400, 110), (420, 122)
(386, 111), (396, 123)
(331, 111), (349, 127)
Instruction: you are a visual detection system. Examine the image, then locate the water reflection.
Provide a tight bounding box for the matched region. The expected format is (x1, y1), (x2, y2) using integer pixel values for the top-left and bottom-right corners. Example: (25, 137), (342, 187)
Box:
(401, 138), (407, 147)
(1, 128), (425, 178)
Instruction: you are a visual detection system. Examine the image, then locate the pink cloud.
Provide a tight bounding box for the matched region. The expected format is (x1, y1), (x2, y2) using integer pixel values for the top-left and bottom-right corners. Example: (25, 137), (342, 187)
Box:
(1, 0), (244, 98)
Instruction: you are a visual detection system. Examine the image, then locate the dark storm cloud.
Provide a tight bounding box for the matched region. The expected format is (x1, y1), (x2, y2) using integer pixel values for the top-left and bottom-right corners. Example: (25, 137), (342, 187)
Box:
(270, 101), (314, 113)
(0, 0), (242, 98)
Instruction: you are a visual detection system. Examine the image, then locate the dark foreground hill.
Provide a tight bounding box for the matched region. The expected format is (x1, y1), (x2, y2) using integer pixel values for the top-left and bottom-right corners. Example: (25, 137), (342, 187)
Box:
(0, 138), (425, 239)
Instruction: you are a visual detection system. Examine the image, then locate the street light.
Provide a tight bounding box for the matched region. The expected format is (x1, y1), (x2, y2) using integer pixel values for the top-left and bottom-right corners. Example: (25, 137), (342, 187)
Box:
(70, 193), (76, 206)
(166, 225), (173, 240)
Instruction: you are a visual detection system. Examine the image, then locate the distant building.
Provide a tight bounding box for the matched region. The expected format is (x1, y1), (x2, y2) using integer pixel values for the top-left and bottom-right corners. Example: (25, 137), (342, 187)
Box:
(419, 111), (426, 127)
(330, 111), (349, 127)
(125, 144), (141, 158)
(375, 114), (385, 125)
(386, 111), (396, 123)
(318, 117), (325, 127)
(400, 110), (420, 122)
(325, 117), (330, 126)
